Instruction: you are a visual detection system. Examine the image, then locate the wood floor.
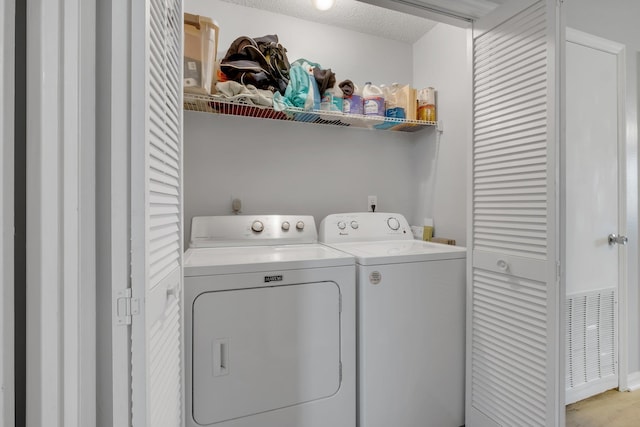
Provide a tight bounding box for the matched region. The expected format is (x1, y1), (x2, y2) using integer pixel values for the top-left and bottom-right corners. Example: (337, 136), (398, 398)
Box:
(566, 389), (640, 426)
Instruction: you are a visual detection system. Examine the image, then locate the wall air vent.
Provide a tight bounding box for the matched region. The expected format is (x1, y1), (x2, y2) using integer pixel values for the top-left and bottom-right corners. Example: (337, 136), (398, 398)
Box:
(565, 287), (617, 405)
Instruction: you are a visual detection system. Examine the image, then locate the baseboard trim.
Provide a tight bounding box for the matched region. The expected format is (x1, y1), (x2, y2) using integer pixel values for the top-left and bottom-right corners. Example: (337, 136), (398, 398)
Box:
(626, 371), (640, 391)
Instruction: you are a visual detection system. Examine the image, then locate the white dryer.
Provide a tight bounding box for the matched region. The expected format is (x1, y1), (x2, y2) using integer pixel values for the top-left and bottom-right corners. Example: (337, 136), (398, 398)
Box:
(319, 212), (466, 427)
(184, 215), (356, 427)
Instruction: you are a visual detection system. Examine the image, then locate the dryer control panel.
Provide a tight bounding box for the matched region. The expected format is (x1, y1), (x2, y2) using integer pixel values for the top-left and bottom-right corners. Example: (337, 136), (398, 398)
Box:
(190, 215), (317, 248)
(318, 212), (412, 243)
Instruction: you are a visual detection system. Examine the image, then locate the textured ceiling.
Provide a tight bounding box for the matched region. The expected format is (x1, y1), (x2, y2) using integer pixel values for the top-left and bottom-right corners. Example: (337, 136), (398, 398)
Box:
(216, 0), (440, 43)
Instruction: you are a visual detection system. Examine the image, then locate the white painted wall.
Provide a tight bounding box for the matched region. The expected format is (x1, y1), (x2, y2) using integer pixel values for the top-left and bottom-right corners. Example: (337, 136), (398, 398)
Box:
(183, 0), (471, 247)
(184, 113), (421, 239)
(183, 0), (441, 244)
(565, 0), (640, 379)
(412, 23), (470, 245)
(185, 0), (413, 86)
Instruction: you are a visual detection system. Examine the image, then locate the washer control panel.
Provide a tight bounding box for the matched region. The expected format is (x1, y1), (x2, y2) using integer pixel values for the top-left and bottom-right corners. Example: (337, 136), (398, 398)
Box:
(190, 215), (316, 248)
(318, 212), (412, 243)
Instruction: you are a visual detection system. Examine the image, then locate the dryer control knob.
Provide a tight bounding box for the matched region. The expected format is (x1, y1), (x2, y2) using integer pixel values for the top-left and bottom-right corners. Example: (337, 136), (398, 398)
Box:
(387, 217), (400, 231)
(251, 220), (264, 233)
(296, 221), (305, 230)
(337, 221), (347, 230)
(351, 221), (359, 229)
(281, 221), (290, 231)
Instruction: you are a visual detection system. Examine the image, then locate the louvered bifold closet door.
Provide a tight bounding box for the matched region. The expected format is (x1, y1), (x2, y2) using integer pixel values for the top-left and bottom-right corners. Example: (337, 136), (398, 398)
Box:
(467, 1), (561, 426)
(131, 0), (184, 426)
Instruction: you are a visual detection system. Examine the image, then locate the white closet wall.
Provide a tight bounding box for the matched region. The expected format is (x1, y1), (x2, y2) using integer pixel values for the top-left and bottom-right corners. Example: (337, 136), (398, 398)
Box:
(412, 23), (470, 245)
(185, 113), (417, 234)
(185, 0), (413, 85)
(183, 0), (470, 246)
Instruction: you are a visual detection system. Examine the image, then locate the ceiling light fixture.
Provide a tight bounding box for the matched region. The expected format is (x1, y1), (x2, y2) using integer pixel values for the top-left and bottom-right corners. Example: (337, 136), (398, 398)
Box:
(311, 0), (335, 11)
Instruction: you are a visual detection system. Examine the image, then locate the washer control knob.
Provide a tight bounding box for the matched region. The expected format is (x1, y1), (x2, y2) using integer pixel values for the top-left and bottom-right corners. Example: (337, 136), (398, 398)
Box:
(337, 221), (347, 230)
(251, 220), (264, 233)
(296, 221), (305, 230)
(387, 217), (400, 231)
(351, 221), (359, 229)
(281, 221), (290, 231)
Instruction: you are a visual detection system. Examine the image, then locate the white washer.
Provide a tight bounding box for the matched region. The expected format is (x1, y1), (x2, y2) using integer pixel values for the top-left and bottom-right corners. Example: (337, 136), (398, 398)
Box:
(184, 215), (356, 427)
(319, 212), (466, 427)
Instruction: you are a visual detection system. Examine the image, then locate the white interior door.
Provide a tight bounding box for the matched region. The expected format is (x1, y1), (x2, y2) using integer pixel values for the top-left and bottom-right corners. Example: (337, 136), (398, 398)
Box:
(467, 0), (563, 425)
(564, 28), (625, 405)
(130, 0), (184, 426)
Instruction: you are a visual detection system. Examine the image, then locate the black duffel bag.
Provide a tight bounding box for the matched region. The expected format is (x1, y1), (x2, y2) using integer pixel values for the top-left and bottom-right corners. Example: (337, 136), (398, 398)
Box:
(220, 34), (291, 95)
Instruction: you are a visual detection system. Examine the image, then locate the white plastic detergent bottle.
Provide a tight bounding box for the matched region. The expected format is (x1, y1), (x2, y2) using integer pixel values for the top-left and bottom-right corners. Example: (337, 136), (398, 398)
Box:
(363, 82), (385, 117)
(343, 84), (363, 115)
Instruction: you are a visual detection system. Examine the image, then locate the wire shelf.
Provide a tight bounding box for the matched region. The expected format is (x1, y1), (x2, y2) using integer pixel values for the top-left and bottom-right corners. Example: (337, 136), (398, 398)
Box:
(183, 93), (438, 133)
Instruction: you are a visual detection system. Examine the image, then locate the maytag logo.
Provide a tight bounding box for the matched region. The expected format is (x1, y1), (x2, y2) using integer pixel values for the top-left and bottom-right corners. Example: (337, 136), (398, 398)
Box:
(264, 275), (283, 283)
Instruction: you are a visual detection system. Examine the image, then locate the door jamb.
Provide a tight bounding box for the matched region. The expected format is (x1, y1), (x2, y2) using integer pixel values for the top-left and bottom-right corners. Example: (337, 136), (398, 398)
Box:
(1, 0), (16, 424)
(25, 0), (96, 425)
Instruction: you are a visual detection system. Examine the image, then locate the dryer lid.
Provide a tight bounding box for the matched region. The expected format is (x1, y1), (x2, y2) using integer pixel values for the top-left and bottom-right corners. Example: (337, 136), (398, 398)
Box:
(184, 244), (354, 276)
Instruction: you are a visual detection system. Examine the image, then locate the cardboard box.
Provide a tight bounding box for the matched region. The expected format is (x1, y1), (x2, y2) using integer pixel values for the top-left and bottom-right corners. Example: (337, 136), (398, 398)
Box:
(392, 85), (417, 121)
(408, 87), (417, 121)
(184, 13), (219, 95)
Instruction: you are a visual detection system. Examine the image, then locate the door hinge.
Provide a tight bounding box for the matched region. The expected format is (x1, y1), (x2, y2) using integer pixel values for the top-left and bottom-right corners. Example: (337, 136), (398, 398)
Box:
(556, 261), (561, 283)
(115, 288), (140, 326)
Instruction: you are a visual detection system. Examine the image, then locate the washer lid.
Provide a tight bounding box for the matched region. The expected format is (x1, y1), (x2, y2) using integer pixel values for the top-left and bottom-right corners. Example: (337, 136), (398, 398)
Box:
(184, 244), (354, 276)
(325, 240), (466, 265)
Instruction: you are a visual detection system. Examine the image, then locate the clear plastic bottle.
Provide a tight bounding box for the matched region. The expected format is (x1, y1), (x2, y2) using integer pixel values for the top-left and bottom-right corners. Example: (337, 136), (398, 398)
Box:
(417, 87), (436, 122)
(385, 83), (406, 119)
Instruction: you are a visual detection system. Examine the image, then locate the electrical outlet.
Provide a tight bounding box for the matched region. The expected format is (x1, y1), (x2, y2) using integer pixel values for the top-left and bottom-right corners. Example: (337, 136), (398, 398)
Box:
(368, 195), (378, 212)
